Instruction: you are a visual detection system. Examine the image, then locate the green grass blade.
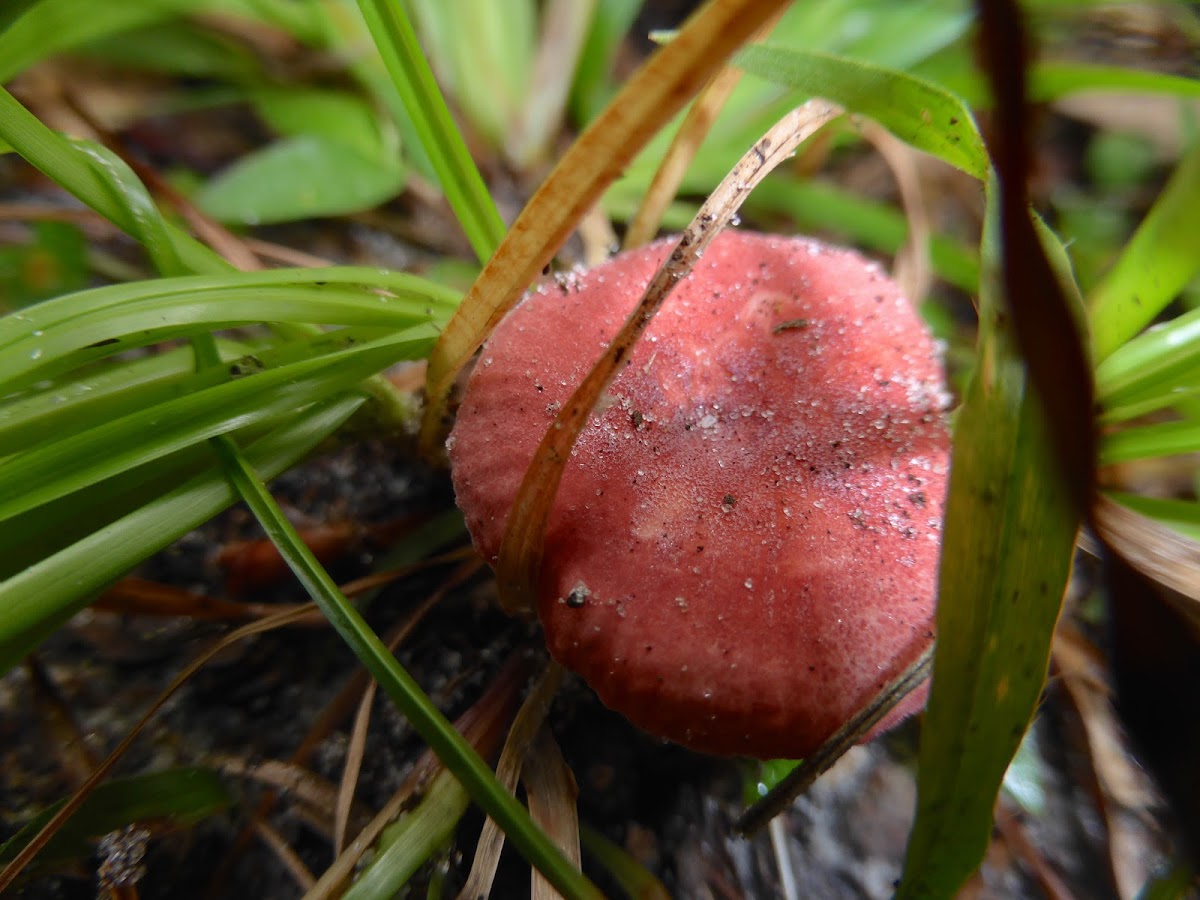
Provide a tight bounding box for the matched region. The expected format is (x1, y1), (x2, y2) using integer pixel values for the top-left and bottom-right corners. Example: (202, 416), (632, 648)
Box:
(736, 44), (988, 180)
(1031, 61), (1200, 102)
(897, 176), (1079, 897)
(0, 85), (226, 275)
(0, 268), (457, 391)
(0, 422), (273, 580)
(355, 0), (505, 264)
(568, 0), (641, 123)
(0, 394), (364, 673)
(0, 325), (436, 523)
(1089, 139), (1200, 362)
(342, 767), (468, 899)
(205, 438), (602, 900)
(1101, 419), (1200, 465)
(1096, 301), (1200, 418)
(442, 0), (536, 151)
(0, 340), (255, 457)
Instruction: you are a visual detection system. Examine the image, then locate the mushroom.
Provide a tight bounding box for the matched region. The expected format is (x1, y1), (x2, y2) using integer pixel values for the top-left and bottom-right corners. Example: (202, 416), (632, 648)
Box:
(448, 231), (952, 759)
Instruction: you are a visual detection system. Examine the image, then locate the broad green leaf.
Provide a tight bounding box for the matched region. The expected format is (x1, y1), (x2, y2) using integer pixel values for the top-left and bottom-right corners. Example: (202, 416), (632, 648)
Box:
(0, 0), (40, 33)
(0, 0), (194, 82)
(251, 87), (394, 161)
(898, 177), (1079, 897)
(0, 325), (437, 523)
(736, 44), (988, 179)
(0, 768), (231, 872)
(197, 134), (407, 225)
(1089, 139), (1200, 361)
(0, 394), (363, 673)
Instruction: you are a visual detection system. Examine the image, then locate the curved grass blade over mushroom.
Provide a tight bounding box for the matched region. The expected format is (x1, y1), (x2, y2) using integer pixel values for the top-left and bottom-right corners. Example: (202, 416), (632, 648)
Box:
(737, 644), (934, 834)
(494, 100), (844, 615)
(419, 0), (794, 457)
(622, 10), (786, 250)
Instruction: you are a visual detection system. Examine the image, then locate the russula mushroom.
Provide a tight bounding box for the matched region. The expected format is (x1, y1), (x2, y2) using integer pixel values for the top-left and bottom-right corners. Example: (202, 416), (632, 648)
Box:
(448, 231), (951, 759)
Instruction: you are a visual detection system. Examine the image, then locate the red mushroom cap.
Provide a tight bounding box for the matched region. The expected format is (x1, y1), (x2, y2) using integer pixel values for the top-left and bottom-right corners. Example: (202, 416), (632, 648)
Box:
(448, 231), (951, 759)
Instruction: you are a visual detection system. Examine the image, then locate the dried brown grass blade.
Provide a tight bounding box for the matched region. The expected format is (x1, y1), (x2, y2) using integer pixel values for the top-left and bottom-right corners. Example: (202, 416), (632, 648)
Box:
(333, 560), (482, 854)
(215, 758), (344, 831)
(623, 10), (786, 249)
(1094, 495), (1200, 621)
(304, 653), (535, 900)
(25, 655), (100, 784)
(495, 100), (842, 614)
(506, 0), (598, 169)
(858, 119), (933, 304)
(1055, 626), (1159, 898)
(419, 0), (794, 458)
(209, 557), (476, 895)
(457, 662), (565, 900)
(252, 819), (316, 892)
(526, 726), (581, 900)
(335, 682), (376, 856)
